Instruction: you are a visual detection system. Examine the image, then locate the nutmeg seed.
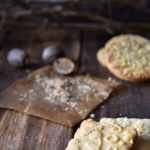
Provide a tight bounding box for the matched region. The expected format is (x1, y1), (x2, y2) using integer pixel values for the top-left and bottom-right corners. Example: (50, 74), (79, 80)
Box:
(42, 46), (60, 64)
(7, 48), (28, 67)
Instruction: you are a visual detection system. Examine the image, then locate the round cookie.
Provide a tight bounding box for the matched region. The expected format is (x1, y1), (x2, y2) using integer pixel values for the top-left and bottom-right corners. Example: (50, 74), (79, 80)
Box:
(104, 34), (150, 81)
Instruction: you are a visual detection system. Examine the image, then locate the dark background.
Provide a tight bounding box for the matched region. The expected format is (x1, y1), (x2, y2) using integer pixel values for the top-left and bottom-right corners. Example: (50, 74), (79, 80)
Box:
(0, 0), (150, 149)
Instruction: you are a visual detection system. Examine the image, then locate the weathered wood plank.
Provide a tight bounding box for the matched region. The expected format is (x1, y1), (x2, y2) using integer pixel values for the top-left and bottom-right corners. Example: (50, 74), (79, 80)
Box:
(22, 115), (73, 150)
(0, 110), (28, 150)
(0, 109), (73, 150)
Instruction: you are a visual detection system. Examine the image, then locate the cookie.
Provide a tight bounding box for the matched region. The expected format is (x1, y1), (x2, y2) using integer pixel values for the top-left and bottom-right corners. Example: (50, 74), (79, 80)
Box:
(104, 34), (150, 81)
(65, 119), (137, 150)
(96, 47), (106, 67)
(100, 118), (150, 150)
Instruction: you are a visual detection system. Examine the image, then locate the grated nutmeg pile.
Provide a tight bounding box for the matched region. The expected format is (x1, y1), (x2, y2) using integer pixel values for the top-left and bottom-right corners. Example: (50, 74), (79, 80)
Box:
(34, 75), (110, 107)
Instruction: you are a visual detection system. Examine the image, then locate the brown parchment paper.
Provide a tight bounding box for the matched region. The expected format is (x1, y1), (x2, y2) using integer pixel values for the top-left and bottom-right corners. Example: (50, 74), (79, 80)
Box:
(0, 66), (120, 127)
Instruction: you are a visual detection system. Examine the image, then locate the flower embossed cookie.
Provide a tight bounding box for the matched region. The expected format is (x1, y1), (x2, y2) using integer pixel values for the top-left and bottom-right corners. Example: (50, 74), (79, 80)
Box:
(65, 119), (137, 150)
(100, 118), (150, 150)
(97, 34), (150, 81)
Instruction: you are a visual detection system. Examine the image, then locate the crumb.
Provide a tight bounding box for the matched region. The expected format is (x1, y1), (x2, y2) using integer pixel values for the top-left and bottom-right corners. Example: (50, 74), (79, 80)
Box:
(65, 107), (69, 111)
(86, 72), (91, 77)
(101, 105), (105, 108)
(107, 77), (115, 82)
(90, 113), (95, 118)
(25, 69), (30, 73)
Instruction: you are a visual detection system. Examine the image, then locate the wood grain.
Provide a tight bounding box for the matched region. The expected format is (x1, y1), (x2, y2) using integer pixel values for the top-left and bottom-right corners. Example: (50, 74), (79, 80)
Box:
(0, 110), (73, 150)
(0, 110), (28, 150)
(1, 1), (150, 150)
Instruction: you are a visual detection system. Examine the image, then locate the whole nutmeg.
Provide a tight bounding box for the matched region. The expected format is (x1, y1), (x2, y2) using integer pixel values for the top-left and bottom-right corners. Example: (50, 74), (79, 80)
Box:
(7, 48), (29, 67)
(42, 46), (60, 64)
(53, 57), (75, 75)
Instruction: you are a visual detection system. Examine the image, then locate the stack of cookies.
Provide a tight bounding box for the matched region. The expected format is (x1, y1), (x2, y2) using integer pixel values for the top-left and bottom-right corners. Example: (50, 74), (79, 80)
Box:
(97, 34), (150, 81)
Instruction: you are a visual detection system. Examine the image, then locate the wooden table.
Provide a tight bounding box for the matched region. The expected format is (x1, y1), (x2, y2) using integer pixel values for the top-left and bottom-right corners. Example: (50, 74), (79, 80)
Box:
(0, 1), (150, 150)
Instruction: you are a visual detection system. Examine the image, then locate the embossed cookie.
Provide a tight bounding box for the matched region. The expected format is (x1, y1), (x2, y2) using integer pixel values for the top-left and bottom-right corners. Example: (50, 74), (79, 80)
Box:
(65, 119), (137, 150)
(100, 118), (150, 150)
(104, 34), (150, 81)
